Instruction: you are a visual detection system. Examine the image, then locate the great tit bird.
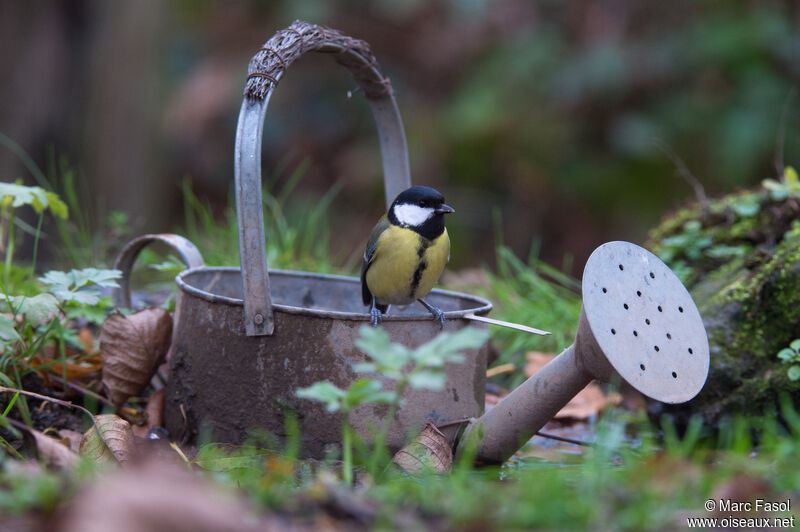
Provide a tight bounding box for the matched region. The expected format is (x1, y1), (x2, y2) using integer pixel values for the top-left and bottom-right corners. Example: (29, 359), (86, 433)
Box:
(361, 185), (454, 327)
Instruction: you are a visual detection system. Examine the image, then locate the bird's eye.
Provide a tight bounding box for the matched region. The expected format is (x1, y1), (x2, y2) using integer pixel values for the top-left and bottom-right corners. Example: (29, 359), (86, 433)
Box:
(418, 200), (426, 207)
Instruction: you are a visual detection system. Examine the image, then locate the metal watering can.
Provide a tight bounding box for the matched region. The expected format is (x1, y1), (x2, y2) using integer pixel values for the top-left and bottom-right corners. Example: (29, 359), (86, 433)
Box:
(113, 22), (710, 462)
(113, 22), (493, 458)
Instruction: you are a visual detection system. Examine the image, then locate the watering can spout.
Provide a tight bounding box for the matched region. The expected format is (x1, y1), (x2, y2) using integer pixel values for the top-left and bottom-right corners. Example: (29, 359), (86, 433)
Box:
(455, 241), (710, 465)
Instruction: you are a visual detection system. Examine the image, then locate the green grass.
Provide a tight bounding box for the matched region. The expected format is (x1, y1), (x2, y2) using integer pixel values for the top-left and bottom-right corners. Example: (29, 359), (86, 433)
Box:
(179, 161), (341, 273)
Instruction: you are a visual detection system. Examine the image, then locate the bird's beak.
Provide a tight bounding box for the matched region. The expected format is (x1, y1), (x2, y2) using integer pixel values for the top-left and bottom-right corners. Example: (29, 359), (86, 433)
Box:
(436, 204), (455, 214)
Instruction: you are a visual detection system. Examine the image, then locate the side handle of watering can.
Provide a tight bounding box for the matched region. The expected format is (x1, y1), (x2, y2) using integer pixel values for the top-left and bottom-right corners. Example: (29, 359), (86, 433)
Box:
(112, 233), (205, 309)
(235, 21), (412, 336)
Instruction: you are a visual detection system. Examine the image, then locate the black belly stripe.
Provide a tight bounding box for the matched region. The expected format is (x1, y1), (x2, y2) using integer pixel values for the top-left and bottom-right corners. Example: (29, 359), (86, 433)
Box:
(409, 238), (431, 298)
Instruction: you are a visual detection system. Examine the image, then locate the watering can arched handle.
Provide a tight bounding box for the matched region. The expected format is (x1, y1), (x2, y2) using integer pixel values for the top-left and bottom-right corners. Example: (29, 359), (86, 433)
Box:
(112, 233), (205, 309)
(235, 21), (412, 336)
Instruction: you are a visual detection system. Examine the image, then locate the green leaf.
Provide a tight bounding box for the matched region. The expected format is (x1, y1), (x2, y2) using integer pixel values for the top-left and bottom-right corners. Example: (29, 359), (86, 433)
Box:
(295, 381), (345, 413)
(354, 326), (412, 375)
(730, 198), (760, 218)
(69, 268), (123, 289)
(0, 371), (14, 387)
(788, 365), (800, 381)
(1, 294), (59, 327)
(790, 339), (800, 352)
(408, 371), (446, 390)
(706, 245), (747, 259)
(0, 182), (68, 218)
(39, 268), (121, 305)
(785, 166), (798, 188)
(778, 348), (797, 362)
(64, 297), (113, 325)
(683, 220), (702, 233)
(412, 327), (488, 367)
(343, 378), (396, 409)
(0, 315), (20, 343)
(150, 258), (186, 274)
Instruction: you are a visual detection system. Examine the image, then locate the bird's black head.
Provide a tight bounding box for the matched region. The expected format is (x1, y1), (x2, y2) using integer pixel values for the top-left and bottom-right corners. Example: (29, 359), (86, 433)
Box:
(387, 186), (454, 239)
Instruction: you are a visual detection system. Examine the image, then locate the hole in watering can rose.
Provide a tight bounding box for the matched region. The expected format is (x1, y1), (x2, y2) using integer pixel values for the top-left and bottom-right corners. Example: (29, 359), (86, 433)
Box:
(611, 328), (616, 335)
(672, 371), (678, 378)
(678, 306), (684, 313)
(636, 290), (642, 297)
(650, 272), (655, 279)
(640, 363), (646, 371)
(633, 330), (638, 336)
(623, 303), (629, 310)
(602, 287), (607, 293)
(619, 264), (624, 271)
(657, 305), (663, 312)
(654, 345), (660, 352)
(666, 332), (672, 339)
(645, 318), (651, 325)
(688, 347), (693, 354)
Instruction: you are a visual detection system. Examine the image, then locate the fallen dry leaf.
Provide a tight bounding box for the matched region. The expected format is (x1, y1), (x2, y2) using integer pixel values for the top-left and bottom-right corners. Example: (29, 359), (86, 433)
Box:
(392, 422), (452, 474)
(101, 308), (172, 406)
(523, 351), (620, 420)
(21, 425), (78, 469)
(57, 429), (84, 454)
(78, 328), (96, 354)
(523, 351), (556, 377)
(58, 458), (272, 532)
(79, 414), (136, 465)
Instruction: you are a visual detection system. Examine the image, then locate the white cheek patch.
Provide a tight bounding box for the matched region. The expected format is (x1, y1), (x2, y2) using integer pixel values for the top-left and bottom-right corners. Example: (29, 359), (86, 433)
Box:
(393, 203), (434, 226)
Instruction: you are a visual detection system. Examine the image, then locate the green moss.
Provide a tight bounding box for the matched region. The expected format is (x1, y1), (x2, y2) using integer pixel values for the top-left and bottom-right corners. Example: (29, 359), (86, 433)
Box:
(649, 189), (800, 425)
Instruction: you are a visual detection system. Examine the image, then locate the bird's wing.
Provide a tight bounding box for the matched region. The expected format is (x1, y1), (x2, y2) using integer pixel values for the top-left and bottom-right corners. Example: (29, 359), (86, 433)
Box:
(361, 215), (390, 305)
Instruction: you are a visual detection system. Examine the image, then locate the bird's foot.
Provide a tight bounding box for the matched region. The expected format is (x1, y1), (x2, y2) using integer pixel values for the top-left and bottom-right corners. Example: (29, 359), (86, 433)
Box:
(370, 307), (383, 327)
(418, 299), (446, 329)
(369, 299), (383, 327)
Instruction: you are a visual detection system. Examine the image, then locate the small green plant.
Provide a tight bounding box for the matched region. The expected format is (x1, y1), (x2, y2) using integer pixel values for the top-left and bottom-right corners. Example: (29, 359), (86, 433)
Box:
(0, 267), (120, 426)
(763, 166), (800, 201)
(0, 181), (68, 286)
(777, 339), (800, 381)
(296, 326), (488, 485)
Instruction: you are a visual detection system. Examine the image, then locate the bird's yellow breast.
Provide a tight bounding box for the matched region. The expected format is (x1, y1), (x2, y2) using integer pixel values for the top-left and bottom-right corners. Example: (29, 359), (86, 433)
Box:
(366, 226), (450, 306)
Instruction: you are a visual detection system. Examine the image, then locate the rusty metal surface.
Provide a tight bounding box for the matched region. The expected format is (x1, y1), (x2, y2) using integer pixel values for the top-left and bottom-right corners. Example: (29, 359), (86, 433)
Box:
(112, 233), (205, 309)
(235, 23), (411, 337)
(462, 241), (710, 464)
(164, 268), (491, 457)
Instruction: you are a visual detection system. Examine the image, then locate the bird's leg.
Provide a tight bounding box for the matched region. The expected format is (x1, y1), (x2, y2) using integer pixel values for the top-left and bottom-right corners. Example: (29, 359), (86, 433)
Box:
(370, 297), (383, 327)
(418, 298), (445, 328)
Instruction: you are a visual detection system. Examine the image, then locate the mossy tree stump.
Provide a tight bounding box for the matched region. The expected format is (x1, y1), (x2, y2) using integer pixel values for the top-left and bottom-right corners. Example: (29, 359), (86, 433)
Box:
(646, 175), (800, 428)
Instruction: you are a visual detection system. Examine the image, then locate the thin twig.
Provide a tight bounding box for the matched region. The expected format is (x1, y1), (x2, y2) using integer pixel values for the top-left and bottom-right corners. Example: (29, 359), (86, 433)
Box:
(0, 385), (116, 463)
(775, 87), (797, 178)
(44, 374), (115, 409)
(534, 430), (594, 448)
(653, 139), (708, 213)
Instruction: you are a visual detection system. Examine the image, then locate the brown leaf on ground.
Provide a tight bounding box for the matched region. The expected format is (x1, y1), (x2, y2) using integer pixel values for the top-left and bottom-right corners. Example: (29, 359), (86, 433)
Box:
(54, 429), (84, 454)
(100, 308), (172, 406)
(392, 422), (452, 474)
(21, 425), (78, 469)
(57, 459), (286, 532)
(523, 351), (556, 377)
(523, 352), (620, 420)
(79, 414), (136, 465)
(78, 328), (96, 354)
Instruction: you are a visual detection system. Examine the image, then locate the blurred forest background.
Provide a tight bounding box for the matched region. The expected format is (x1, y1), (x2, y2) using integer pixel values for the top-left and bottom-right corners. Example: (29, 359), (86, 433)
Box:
(1, 0), (798, 274)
